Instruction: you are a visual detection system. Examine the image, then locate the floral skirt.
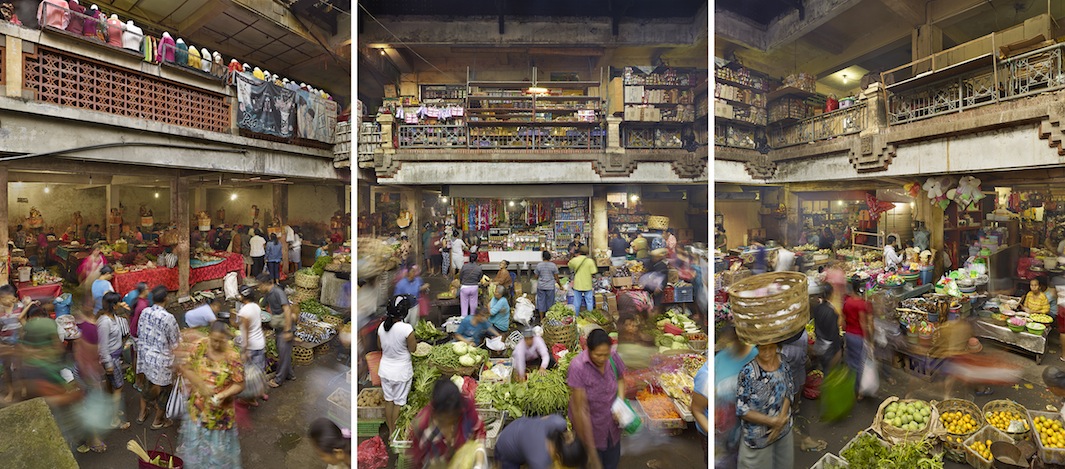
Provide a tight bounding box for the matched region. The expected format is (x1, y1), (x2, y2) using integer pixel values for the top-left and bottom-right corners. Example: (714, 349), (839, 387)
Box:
(177, 418), (242, 469)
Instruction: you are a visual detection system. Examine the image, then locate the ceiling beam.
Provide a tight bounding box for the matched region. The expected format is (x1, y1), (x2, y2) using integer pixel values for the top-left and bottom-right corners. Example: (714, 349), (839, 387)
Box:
(8, 172), (111, 185)
(803, 29), (847, 55)
(879, 0), (925, 27)
(177, 0), (232, 36)
(714, 9), (768, 51)
(766, 0), (865, 51)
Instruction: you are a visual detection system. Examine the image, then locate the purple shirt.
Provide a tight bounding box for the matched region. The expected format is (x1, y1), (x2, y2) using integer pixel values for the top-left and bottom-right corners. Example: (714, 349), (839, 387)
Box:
(567, 349), (625, 450)
(513, 336), (550, 377)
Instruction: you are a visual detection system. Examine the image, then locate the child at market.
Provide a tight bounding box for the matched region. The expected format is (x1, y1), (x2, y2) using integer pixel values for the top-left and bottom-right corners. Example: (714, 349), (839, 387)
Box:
(308, 418), (351, 469)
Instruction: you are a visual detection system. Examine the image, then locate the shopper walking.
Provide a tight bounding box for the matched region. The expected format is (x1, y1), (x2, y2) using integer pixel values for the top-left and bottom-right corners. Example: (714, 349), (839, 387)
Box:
(534, 251), (561, 315)
(568, 329), (626, 469)
(609, 230), (629, 267)
(440, 227), (453, 278)
(91, 265), (116, 314)
(97, 292), (132, 430)
(235, 285), (268, 406)
(288, 226), (303, 274)
(428, 228), (442, 277)
(309, 418), (352, 469)
(458, 253), (484, 318)
(567, 246), (596, 313)
(811, 288), (842, 372)
(842, 279), (873, 398)
(239, 227), (253, 277)
(451, 231), (468, 275)
(394, 266), (429, 325)
(410, 377), (486, 468)
(265, 233), (284, 284)
(128, 282), (151, 393)
(714, 325), (757, 469)
(736, 342), (795, 469)
(378, 295), (416, 437)
(260, 274), (295, 388)
(495, 415), (587, 469)
(176, 320), (245, 469)
(249, 229), (267, 277)
(136, 286), (179, 429)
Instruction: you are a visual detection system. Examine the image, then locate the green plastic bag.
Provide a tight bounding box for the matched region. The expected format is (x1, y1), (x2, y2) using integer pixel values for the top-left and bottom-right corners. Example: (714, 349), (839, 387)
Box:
(612, 397), (643, 435)
(820, 365), (856, 422)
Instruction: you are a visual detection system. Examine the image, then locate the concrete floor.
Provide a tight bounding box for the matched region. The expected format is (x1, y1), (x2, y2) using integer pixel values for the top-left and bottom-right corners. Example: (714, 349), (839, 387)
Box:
(69, 300), (352, 469)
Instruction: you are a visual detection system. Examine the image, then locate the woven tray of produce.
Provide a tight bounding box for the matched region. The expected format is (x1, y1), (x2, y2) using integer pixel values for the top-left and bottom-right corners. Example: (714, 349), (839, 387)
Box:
(872, 397), (943, 444)
(982, 399), (1031, 441)
(428, 342), (488, 377)
(935, 398), (983, 462)
(635, 389), (685, 430)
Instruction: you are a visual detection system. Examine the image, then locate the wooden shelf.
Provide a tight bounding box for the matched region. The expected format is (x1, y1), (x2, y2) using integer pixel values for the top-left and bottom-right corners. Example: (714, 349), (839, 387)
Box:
(631, 83), (696, 89)
(625, 102), (694, 107)
(534, 95), (601, 100)
(714, 96), (760, 108)
(467, 120), (600, 126)
(767, 86), (819, 101)
(715, 116), (764, 127)
(537, 81), (601, 88)
(468, 108), (534, 112)
(768, 117), (801, 125)
(468, 95), (534, 100)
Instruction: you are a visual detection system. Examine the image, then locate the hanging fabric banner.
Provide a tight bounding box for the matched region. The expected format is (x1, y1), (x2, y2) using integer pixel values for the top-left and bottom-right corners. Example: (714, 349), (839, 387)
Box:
(236, 73), (296, 138)
(295, 90), (338, 143)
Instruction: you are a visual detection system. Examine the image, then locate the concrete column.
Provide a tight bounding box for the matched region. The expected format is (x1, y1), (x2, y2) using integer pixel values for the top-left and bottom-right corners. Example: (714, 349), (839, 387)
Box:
(411, 188), (423, 261)
(860, 83), (886, 131)
(4, 36), (22, 99)
(173, 177), (190, 296)
(911, 24), (943, 75)
(273, 185), (289, 271)
(193, 187), (208, 215)
(606, 116), (623, 154)
(0, 167), (8, 285)
(378, 114), (396, 155)
(105, 185), (121, 242)
(591, 189), (608, 255)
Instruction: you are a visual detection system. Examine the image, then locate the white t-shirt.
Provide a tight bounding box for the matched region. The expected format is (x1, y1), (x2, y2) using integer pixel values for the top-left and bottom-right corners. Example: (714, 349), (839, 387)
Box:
(249, 235), (267, 257)
(884, 245), (903, 269)
(451, 238), (467, 258)
(377, 321), (414, 382)
(238, 302), (266, 351)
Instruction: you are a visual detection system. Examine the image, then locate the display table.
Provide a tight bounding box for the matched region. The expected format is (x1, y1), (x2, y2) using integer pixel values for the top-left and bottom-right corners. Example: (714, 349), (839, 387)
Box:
(110, 252), (245, 293)
(973, 319), (1048, 364)
(16, 282), (63, 301)
(485, 251), (545, 269)
(189, 252), (244, 286)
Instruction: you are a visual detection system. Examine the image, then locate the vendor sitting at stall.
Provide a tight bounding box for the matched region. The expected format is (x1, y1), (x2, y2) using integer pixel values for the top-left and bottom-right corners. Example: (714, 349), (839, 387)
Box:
(488, 285), (511, 334)
(1022, 277), (1051, 315)
(184, 298), (223, 328)
(453, 307), (500, 347)
(883, 235), (903, 271)
(513, 327), (555, 382)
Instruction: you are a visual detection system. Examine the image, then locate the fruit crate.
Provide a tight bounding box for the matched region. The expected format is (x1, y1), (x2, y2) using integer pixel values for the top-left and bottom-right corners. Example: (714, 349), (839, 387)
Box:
(811, 453), (848, 469)
(962, 425), (1011, 469)
(355, 387), (385, 420)
(1028, 410), (1065, 465)
(477, 408), (507, 453)
(355, 419), (384, 437)
(391, 426), (412, 451)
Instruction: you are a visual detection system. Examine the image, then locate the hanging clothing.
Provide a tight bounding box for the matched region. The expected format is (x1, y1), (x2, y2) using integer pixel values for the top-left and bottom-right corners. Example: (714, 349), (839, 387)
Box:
(64, 1), (85, 35)
(37, 0), (68, 29)
(83, 8), (102, 38)
(188, 47), (202, 69)
(105, 18), (123, 48)
(141, 36), (157, 63)
(122, 23), (143, 51)
(156, 34), (176, 63)
(175, 41), (189, 66)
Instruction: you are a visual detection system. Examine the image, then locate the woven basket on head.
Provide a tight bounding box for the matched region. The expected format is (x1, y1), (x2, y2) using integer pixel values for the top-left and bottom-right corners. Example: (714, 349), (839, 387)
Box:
(982, 399), (1031, 442)
(293, 345), (314, 365)
(294, 271), (321, 289)
(647, 216), (670, 230)
(727, 272), (809, 345)
(935, 399), (984, 461)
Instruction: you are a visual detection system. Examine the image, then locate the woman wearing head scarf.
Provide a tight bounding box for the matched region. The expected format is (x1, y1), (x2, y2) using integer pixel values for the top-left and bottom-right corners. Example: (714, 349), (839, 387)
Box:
(378, 295), (416, 436)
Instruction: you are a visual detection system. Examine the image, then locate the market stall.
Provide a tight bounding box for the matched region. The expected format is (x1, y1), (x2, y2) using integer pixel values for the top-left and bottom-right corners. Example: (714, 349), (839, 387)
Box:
(451, 195), (591, 264)
(110, 251), (244, 293)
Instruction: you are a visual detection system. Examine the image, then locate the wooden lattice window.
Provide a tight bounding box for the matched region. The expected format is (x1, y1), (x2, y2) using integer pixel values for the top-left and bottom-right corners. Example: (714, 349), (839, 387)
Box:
(23, 47), (230, 133)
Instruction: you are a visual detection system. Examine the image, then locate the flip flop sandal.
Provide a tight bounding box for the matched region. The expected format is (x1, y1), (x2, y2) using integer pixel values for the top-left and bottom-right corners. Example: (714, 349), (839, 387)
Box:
(77, 444), (91, 454)
(151, 419), (174, 430)
(267, 381), (280, 388)
(90, 444), (107, 453)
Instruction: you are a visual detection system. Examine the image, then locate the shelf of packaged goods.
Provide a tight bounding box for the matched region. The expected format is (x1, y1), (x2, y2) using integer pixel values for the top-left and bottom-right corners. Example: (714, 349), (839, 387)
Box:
(713, 76), (770, 92)
(766, 86), (819, 102)
(623, 82), (698, 88)
(713, 96), (761, 108)
(715, 116), (765, 127)
(467, 120), (601, 126)
(468, 95), (535, 100)
(693, 79), (709, 95)
(534, 95), (601, 100)
(533, 108), (600, 112)
(467, 108), (535, 112)
(535, 81), (602, 89)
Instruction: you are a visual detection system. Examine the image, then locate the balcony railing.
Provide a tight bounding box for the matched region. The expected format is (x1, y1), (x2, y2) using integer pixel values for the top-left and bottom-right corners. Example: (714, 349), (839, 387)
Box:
(768, 103), (866, 148)
(886, 41), (1065, 125)
(466, 126), (605, 150)
(398, 124), (467, 148)
(622, 124), (684, 149)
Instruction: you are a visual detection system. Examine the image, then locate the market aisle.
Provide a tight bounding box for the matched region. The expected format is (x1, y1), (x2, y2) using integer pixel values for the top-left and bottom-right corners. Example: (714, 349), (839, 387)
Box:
(793, 340), (1064, 468)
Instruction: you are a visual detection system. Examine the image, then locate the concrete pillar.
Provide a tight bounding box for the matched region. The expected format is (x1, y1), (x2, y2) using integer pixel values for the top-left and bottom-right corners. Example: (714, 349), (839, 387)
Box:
(411, 188), (423, 261)
(378, 114), (396, 155)
(105, 185), (121, 242)
(591, 189), (608, 254)
(0, 167), (8, 285)
(273, 185), (289, 271)
(606, 116), (623, 154)
(193, 187), (208, 215)
(4, 36), (22, 99)
(172, 177), (190, 296)
(911, 24), (944, 75)
(860, 83), (886, 131)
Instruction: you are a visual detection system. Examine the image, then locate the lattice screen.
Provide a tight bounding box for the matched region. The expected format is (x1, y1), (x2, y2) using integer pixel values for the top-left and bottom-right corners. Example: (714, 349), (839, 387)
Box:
(24, 47), (230, 133)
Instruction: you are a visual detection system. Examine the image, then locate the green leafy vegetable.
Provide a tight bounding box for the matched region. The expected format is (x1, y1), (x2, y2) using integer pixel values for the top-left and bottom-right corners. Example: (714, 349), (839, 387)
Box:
(311, 256), (333, 276)
(299, 299), (330, 318)
(414, 319), (447, 342)
(546, 303), (574, 323)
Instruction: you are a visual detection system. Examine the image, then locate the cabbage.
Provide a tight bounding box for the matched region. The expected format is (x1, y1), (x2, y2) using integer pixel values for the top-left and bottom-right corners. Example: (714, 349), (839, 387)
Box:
(453, 342), (468, 355)
(451, 375), (464, 388)
(459, 354), (476, 367)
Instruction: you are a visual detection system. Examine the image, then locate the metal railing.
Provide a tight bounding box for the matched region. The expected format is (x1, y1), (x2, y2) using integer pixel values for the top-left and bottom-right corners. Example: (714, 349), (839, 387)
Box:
(398, 124), (467, 148)
(467, 126), (604, 150)
(886, 41), (1065, 125)
(622, 125), (683, 149)
(768, 102), (866, 148)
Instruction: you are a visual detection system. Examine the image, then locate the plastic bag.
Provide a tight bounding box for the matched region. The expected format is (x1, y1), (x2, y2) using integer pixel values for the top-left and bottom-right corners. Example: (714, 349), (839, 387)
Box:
(486, 336), (505, 351)
(223, 272), (239, 300)
(238, 363), (266, 399)
(611, 396), (642, 435)
(165, 376), (189, 420)
(513, 296), (535, 326)
(820, 365), (855, 422)
(859, 343), (879, 397)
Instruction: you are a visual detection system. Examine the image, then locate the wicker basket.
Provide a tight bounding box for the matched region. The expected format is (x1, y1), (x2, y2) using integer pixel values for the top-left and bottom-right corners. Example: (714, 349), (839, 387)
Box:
(963, 425), (1012, 469)
(294, 271), (321, 289)
(982, 400), (1031, 441)
(314, 340), (333, 357)
(647, 216), (670, 230)
(290, 287), (321, 304)
(935, 399), (984, 462)
(293, 345), (314, 365)
(717, 268), (752, 289)
(874, 397), (936, 443)
(1027, 410), (1065, 464)
(727, 272), (809, 345)
(543, 322), (579, 351)
(320, 314), (344, 328)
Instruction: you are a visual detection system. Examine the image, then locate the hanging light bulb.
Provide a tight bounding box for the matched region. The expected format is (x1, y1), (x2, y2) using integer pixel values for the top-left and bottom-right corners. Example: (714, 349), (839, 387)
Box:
(842, 74), (848, 84)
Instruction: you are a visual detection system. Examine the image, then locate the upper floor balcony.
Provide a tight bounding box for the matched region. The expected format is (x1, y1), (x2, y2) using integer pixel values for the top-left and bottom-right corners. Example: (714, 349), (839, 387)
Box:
(0, 4), (344, 158)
